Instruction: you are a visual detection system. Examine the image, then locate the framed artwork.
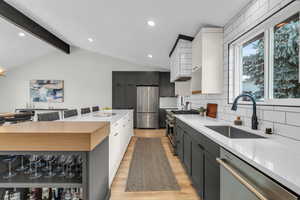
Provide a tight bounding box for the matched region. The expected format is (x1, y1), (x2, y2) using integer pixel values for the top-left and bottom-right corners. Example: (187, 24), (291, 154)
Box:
(30, 80), (64, 103)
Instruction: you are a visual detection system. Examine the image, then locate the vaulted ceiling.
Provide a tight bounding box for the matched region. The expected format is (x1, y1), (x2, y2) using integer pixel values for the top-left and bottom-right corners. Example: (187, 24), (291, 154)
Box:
(4, 0), (251, 69)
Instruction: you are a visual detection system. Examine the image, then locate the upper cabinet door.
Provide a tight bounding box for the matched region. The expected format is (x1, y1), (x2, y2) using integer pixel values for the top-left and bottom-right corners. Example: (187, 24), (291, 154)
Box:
(192, 31), (202, 71)
(191, 28), (224, 94)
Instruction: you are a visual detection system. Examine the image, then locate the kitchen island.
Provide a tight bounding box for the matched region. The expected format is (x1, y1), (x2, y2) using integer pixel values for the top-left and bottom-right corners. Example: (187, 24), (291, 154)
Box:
(62, 110), (134, 186)
(0, 121), (110, 200)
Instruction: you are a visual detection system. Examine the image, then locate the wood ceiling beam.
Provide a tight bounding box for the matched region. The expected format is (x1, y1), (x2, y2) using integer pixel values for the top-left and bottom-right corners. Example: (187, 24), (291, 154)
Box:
(0, 0), (70, 54)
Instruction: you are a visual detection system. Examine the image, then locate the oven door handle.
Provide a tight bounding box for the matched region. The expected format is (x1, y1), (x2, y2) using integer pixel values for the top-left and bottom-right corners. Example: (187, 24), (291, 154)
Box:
(216, 158), (269, 200)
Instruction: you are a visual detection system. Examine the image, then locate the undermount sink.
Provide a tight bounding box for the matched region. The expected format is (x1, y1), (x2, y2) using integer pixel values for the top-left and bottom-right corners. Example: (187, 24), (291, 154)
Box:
(205, 126), (265, 139)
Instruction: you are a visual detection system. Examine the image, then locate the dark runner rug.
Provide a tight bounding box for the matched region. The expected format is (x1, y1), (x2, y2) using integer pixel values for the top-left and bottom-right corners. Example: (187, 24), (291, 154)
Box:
(126, 138), (180, 192)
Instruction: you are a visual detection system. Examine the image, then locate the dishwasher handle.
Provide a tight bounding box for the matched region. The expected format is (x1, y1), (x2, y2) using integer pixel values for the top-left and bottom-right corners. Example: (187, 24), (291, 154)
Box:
(216, 158), (269, 200)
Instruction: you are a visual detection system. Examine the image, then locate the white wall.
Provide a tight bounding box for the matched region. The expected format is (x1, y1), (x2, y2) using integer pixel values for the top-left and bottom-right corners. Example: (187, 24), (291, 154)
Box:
(0, 48), (165, 112)
(189, 0), (300, 141)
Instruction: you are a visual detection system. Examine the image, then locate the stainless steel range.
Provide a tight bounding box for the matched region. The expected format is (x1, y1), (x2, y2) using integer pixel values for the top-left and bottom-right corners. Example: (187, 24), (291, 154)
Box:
(166, 110), (199, 155)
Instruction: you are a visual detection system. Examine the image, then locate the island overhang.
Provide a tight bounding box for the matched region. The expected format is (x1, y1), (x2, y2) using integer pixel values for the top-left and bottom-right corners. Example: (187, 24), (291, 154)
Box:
(0, 121), (110, 151)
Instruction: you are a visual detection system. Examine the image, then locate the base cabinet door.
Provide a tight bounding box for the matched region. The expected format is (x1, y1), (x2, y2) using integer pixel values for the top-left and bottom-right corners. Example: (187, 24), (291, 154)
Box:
(183, 133), (192, 175)
(204, 153), (220, 200)
(109, 130), (121, 186)
(159, 109), (166, 128)
(191, 141), (205, 198)
(176, 127), (184, 162)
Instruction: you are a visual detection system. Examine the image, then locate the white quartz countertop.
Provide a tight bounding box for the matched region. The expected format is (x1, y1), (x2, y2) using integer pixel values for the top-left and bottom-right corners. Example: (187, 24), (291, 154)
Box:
(175, 114), (300, 196)
(62, 110), (132, 125)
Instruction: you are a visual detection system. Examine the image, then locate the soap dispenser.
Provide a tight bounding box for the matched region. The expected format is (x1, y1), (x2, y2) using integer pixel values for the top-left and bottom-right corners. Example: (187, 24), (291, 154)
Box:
(234, 116), (242, 126)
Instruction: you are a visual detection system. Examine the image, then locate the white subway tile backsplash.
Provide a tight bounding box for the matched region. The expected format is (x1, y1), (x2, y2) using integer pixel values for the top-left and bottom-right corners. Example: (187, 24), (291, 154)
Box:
(263, 110), (286, 123)
(286, 112), (300, 127)
(258, 120), (274, 132)
(274, 123), (300, 140)
(274, 106), (300, 113)
(190, 0), (300, 141)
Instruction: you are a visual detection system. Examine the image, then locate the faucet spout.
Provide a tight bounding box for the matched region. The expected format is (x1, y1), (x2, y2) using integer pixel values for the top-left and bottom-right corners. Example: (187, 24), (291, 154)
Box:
(231, 94), (258, 130)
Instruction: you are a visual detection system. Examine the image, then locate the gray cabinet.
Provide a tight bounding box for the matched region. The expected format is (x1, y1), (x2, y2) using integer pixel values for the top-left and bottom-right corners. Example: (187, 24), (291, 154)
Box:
(112, 71), (160, 128)
(183, 132), (192, 175)
(176, 126), (184, 162)
(204, 153), (220, 200)
(159, 109), (167, 128)
(175, 119), (220, 200)
(191, 141), (205, 198)
(159, 72), (175, 97)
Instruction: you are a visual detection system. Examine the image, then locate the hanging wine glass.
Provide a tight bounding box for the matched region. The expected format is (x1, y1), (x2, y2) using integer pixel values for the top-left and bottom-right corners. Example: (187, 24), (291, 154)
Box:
(57, 155), (67, 177)
(2, 155), (17, 179)
(66, 155), (75, 179)
(24, 156), (35, 175)
(16, 155), (29, 172)
(76, 155), (83, 179)
(29, 155), (42, 179)
(44, 155), (56, 178)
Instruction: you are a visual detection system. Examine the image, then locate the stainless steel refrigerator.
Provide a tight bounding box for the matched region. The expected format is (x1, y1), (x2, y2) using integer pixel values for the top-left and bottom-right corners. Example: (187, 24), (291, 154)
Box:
(136, 86), (159, 129)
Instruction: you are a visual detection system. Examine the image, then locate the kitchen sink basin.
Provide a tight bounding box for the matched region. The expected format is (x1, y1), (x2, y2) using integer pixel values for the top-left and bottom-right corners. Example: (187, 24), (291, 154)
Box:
(205, 126), (265, 139)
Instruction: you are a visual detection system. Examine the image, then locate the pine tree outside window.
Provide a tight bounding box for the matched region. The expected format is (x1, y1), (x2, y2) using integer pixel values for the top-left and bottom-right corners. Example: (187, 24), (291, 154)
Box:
(272, 13), (300, 99)
(242, 33), (265, 101)
(229, 3), (300, 106)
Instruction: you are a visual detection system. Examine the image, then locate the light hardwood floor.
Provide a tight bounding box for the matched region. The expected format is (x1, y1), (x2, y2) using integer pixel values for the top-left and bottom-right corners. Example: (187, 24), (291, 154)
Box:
(110, 129), (200, 200)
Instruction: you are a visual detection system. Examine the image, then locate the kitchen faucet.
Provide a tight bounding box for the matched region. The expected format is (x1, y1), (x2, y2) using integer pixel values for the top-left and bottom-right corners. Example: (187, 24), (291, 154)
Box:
(231, 94), (258, 130)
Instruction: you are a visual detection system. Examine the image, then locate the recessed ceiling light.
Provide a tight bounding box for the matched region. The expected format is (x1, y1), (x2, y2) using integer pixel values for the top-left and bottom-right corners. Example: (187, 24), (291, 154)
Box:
(147, 20), (155, 27)
(18, 32), (25, 37)
(0, 68), (6, 76)
(88, 38), (94, 42)
(147, 54), (153, 58)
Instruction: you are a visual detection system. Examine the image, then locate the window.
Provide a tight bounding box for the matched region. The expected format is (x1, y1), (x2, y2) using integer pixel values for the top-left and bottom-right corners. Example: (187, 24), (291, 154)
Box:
(272, 13), (300, 99)
(242, 33), (265, 101)
(229, 5), (300, 105)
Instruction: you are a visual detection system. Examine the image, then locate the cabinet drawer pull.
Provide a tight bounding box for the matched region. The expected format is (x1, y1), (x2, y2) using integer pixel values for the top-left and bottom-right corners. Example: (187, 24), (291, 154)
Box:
(114, 132), (119, 136)
(216, 158), (268, 200)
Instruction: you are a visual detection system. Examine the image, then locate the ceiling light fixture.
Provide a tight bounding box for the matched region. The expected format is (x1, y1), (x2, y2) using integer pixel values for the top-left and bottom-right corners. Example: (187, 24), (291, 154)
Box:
(147, 20), (155, 27)
(88, 38), (94, 42)
(147, 54), (153, 58)
(18, 32), (26, 37)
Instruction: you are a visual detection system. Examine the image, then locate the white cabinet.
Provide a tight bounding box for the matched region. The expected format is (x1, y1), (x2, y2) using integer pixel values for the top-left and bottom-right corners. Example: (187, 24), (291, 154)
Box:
(191, 28), (223, 94)
(170, 38), (193, 82)
(109, 121), (122, 186)
(109, 110), (134, 186)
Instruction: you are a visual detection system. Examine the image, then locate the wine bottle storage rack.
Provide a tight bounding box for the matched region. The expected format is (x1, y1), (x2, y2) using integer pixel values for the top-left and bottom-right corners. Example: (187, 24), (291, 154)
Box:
(0, 187), (84, 200)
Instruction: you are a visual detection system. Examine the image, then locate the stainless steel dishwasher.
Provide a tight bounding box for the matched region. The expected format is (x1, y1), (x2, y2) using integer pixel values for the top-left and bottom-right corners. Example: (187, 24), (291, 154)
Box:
(217, 148), (298, 200)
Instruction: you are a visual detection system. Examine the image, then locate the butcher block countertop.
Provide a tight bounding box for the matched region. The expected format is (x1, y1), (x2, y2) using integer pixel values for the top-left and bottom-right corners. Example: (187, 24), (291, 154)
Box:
(0, 121), (110, 151)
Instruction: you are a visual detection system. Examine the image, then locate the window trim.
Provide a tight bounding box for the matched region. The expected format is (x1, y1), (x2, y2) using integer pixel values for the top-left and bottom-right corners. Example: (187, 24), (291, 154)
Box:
(228, 0), (300, 107)
(230, 29), (267, 104)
